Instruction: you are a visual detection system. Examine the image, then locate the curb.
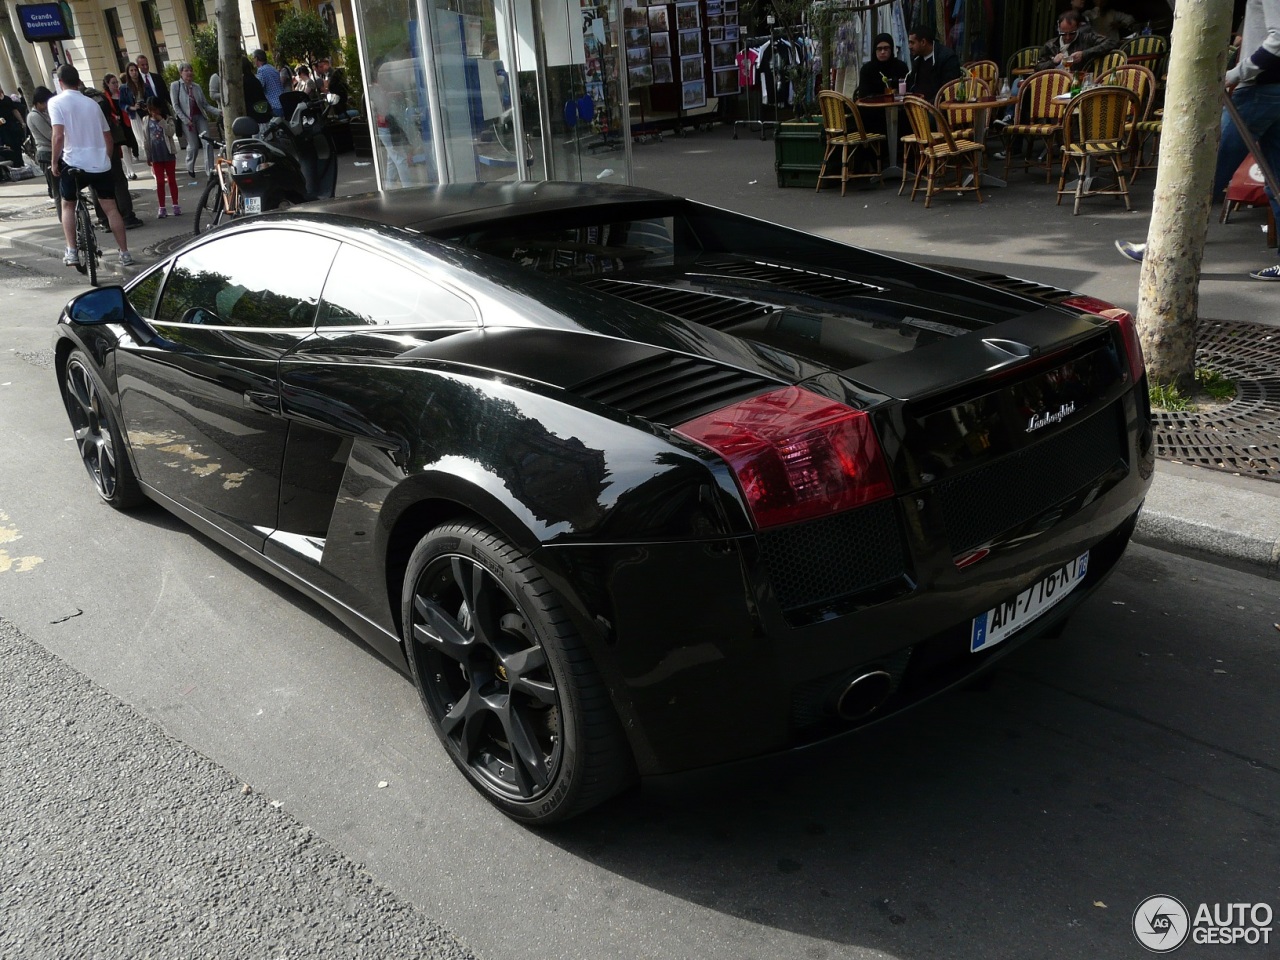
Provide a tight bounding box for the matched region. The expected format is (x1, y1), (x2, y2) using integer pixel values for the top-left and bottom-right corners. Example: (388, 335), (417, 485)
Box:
(1134, 466), (1280, 579)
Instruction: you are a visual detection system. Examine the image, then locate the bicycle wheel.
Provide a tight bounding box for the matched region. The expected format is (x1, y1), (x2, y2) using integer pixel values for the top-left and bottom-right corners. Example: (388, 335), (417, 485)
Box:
(75, 200), (97, 286)
(193, 178), (227, 235)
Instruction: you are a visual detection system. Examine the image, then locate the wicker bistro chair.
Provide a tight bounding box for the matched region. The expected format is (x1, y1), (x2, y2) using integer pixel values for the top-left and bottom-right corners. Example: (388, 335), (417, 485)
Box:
(1001, 68), (1074, 182)
(1121, 35), (1169, 79)
(900, 95), (985, 207)
(1099, 63), (1158, 175)
(1090, 50), (1128, 76)
(963, 60), (999, 87)
(1056, 85), (1141, 214)
(935, 76), (992, 141)
(1005, 45), (1040, 79)
(816, 91), (887, 196)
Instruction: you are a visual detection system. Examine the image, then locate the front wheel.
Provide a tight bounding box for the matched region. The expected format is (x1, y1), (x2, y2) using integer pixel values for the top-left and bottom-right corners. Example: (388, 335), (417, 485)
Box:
(402, 522), (634, 824)
(193, 177), (228, 235)
(60, 351), (145, 509)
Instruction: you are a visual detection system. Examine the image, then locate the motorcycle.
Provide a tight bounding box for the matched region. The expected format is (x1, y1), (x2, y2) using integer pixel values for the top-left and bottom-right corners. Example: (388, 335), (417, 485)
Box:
(229, 94), (340, 214)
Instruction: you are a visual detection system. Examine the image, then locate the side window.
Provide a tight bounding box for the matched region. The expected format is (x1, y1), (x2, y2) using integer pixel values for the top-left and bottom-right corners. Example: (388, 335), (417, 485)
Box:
(317, 244), (476, 328)
(155, 230), (338, 328)
(126, 266), (165, 319)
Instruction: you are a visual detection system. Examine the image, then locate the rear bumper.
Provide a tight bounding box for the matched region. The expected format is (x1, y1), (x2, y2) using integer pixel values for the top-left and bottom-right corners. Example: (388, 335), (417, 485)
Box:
(536, 394), (1154, 779)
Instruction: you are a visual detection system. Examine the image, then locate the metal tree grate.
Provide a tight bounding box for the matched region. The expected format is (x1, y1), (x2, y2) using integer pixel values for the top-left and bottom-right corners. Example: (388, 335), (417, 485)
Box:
(1152, 320), (1280, 480)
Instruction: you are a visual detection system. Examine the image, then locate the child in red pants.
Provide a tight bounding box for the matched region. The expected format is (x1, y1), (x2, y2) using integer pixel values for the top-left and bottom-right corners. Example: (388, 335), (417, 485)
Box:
(143, 97), (180, 217)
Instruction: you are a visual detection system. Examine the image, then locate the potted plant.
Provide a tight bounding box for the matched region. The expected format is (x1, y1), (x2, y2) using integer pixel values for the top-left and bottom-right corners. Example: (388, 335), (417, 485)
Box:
(770, 0), (830, 187)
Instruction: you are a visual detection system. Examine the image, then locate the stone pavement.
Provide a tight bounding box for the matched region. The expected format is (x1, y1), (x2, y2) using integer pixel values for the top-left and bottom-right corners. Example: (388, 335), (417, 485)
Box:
(2, 133), (1278, 578)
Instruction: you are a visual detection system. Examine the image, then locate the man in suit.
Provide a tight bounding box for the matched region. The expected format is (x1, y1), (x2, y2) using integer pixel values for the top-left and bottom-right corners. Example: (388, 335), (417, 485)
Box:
(906, 27), (962, 102)
(170, 61), (221, 180)
(133, 54), (172, 116)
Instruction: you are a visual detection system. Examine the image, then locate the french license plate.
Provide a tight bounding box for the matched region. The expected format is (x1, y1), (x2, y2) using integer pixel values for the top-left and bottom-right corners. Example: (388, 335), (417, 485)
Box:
(970, 551), (1089, 653)
(242, 195), (261, 214)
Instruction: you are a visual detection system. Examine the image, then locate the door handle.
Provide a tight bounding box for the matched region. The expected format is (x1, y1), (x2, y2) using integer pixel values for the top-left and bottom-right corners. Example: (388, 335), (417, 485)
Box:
(242, 389), (279, 413)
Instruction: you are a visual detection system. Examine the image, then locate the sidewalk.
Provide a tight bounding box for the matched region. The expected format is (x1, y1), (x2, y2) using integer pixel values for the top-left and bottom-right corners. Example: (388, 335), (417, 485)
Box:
(3, 134), (1278, 579)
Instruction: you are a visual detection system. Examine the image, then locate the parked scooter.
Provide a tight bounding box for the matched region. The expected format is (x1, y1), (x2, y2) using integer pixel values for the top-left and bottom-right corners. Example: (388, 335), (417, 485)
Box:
(229, 94), (339, 213)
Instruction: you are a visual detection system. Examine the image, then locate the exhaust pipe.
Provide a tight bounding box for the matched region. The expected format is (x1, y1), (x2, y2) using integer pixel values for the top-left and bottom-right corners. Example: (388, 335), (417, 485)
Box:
(834, 670), (894, 721)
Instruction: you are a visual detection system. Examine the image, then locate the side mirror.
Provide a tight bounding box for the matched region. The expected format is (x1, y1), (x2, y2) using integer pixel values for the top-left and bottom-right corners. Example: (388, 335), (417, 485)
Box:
(66, 285), (155, 344)
(67, 286), (127, 324)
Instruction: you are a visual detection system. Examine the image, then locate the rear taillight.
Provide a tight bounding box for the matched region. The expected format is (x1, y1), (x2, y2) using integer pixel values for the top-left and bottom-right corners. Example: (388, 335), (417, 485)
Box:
(675, 386), (894, 529)
(1061, 295), (1146, 385)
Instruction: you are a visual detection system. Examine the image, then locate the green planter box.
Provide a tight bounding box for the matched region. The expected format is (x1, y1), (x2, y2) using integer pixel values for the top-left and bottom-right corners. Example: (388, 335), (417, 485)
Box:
(775, 120), (824, 188)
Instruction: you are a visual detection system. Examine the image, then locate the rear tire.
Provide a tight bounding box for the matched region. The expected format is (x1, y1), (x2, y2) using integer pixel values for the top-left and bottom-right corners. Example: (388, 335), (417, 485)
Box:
(60, 351), (145, 510)
(402, 522), (634, 824)
(74, 204), (97, 288)
(193, 178), (226, 235)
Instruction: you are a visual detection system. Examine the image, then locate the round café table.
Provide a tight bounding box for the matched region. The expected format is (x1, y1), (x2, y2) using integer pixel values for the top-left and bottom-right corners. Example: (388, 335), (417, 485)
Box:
(856, 94), (908, 180)
(939, 94), (1019, 187)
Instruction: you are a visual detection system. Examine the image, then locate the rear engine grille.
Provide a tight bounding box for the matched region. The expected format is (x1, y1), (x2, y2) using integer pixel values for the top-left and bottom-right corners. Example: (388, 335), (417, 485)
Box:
(758, 501), (905, 613)
(971, 272), (1072, 303)
(573, 353), (776, 425)
(695, 257), (886, 300)
(936, 406), (1127, 555)
(578, 279), (775, 330)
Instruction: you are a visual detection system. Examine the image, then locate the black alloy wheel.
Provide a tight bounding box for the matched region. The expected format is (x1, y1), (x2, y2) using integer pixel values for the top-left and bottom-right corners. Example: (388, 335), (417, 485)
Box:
(74, 202), (96, 286)
(61, 352), (145, 509)
(193, 178), (226, 235)
(403, 523), (633, 824)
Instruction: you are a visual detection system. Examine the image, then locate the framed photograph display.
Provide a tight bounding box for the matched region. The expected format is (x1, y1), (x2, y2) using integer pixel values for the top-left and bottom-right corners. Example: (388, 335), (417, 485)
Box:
(707, 27), (721, 41)
(623, 4), (647, 27)
(678, 29), (701, 56)
(712, 68), (739, 96)
(629, 64), (654, 87)
(724, 24), (738, 41)
(675, 2), (699, 30)
(650, 31), (671, 58)
(652, 58), (673, 84)
(625, 25), (649, 46)
(681, 55), (703, 82)
(683, 80), (706, 109)
(627, 45), (651, 67)
(648, 4), (670, 31)
(711, 40), (735, 69)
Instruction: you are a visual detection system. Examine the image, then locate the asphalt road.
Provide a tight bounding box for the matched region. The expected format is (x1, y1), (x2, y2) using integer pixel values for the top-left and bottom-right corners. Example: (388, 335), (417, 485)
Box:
(2, 254), (1277, 960)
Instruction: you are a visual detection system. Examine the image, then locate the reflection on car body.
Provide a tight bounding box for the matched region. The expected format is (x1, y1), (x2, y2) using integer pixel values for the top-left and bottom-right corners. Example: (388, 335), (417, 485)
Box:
(54, 182), (1153, 824)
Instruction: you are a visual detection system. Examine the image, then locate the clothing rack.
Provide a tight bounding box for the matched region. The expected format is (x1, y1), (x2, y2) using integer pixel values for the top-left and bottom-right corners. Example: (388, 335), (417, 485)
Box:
(733, 33), (780, 141)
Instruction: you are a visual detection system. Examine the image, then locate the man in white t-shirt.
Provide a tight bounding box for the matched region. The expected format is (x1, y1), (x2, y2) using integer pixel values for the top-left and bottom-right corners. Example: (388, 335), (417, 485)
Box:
(48, 64), (132, 268)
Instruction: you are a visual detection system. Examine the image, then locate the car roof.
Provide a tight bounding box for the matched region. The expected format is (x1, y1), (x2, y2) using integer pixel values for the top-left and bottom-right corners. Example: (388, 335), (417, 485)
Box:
(299, 181), (676, 235)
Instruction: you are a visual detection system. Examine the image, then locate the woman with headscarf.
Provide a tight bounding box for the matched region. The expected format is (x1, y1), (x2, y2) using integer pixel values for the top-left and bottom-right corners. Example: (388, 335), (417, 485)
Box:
(858, 33), (909, 137)
(858, 33), (910, 98)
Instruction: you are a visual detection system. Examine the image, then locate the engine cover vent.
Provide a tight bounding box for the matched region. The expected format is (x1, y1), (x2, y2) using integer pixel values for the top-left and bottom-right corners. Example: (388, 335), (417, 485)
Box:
(573, 353), (776, 426)
(580, 278), (775, 330)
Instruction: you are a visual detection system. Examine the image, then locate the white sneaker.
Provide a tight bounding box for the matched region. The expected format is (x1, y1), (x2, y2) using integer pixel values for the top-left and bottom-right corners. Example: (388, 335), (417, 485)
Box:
(118, 251), (135, 267)
(63, 247), (79, 266)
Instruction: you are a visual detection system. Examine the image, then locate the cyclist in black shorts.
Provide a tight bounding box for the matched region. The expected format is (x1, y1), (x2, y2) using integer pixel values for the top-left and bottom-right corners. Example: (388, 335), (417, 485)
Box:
(48, 64), (133, 267)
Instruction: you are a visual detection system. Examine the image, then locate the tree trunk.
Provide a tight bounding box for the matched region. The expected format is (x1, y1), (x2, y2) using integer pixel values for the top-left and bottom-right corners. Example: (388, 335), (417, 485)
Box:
(1135, 0), (1232, 394)
(215, 0), (245, 145)
(0, 0), (37, 101)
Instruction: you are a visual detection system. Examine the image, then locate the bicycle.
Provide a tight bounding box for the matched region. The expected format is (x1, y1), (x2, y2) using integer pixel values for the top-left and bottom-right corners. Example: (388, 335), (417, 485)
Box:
(63, 166), (101, 286)
(193, 131), (241, 234)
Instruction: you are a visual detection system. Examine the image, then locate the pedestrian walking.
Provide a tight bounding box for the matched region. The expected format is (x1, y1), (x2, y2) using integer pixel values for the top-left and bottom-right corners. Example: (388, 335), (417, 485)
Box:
(1116, 0), (1280, 280)
(143, 98), (180, 218)
(170, 62), (220, 183)
(25, 86), (58, 211)
(48, 64), (133, 268)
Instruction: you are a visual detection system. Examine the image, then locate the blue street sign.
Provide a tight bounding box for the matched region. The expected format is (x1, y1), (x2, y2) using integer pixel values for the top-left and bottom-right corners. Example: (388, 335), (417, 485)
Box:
(16, 3), (74, 43)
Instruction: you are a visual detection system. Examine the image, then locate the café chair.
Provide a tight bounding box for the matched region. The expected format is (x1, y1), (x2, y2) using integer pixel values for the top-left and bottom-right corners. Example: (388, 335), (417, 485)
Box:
(901, 95), (985, 208)
(1005, 45), (1040, 78)
(936, 77), (992, 147)
(1099, 63), (1157, 176)
(1000, 68), (1073, 182)
(1056, 86), (1141, 215)
(816, 91), (886, 196)
(1091, 50), (1128, 76)
(963, 60), (999, 87)
(1121, 35), (1169, 79)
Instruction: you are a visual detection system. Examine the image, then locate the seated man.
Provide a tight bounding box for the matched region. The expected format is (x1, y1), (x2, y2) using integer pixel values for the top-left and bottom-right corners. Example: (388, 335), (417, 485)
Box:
(1085, 0), (1139, 45)
(906, 28), (962, 103)
(1035, 10), (1111, 72)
